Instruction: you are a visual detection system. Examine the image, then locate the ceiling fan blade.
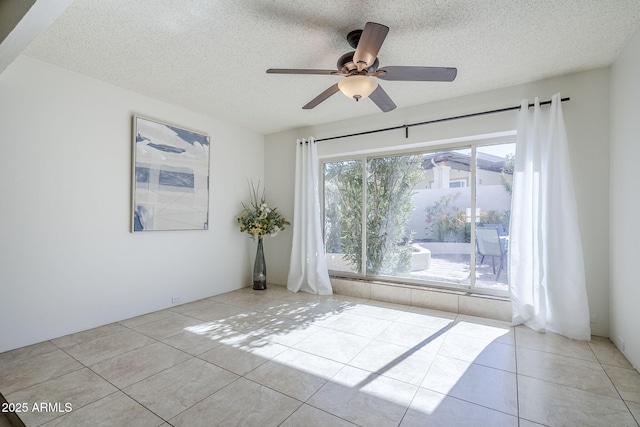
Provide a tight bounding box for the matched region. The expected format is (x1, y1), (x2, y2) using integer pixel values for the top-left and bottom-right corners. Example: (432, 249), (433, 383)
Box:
(267, 68), (343, 75)
(353, 22), (389, 72)
(302, 84), (340, 109)
(375, 66), (457, 82)
(369, 85), (396, 112)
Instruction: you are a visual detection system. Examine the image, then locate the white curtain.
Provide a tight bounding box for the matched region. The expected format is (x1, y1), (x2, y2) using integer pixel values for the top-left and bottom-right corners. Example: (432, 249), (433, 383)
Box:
(509, 93), (591, 340)
(287, 137), (333, 295)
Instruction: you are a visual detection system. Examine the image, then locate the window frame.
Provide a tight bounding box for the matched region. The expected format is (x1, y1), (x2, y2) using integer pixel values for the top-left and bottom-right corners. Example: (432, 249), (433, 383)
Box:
(449, 179), (467, 188)
(320, 132), (515, 298)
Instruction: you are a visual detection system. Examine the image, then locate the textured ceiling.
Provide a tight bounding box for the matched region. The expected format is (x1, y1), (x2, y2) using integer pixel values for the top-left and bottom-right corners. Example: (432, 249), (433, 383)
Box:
(22, 0), (640, 134)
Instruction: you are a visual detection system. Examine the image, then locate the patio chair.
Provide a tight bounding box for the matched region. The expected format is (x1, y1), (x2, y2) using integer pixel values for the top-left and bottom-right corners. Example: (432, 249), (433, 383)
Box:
(481, 223), (507, 236)
(476, 227), (508, 280)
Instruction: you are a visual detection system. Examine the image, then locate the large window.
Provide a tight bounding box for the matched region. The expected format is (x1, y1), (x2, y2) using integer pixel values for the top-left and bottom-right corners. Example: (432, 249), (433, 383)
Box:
(322, 141), (515, 295)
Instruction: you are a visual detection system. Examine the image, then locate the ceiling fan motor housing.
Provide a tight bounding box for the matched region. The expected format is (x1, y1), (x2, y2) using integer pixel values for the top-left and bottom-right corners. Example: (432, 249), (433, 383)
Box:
(337, 52), (357, 73)
(347, 29), (362, 48)
(337, 52), (379, 74)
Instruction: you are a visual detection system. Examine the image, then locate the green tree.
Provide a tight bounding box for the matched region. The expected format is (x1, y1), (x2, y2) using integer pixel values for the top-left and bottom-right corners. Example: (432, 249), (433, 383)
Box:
(324, 160), (363, 269)
(324, 155), (423, 275)
(425, 192), (469, 242)
(479, 209), (511, 232)
(501, 153), (515, 195)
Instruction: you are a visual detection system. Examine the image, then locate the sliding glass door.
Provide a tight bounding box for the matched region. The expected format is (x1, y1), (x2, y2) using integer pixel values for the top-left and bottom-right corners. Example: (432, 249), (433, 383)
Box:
(323, 141), (515, 296)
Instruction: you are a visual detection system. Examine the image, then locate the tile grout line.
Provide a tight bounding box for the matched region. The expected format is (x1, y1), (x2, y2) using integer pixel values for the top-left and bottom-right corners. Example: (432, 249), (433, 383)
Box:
(514, 329), (639, 426)
(598, 354), (640, 425)
(195, 296), (496, 421)
(593, 340), (640, 426)
(71, 317), (258, 426)
(1, 392), (26, 427)
(2, 339), (88, 427)
(4, 288), (640, 426)
(48, 330), (204, 425)
(178, 318), (312, 427)
(55, 335), (167, 425)
(514, 326), (521, 426)
(210, 298), (396, 425)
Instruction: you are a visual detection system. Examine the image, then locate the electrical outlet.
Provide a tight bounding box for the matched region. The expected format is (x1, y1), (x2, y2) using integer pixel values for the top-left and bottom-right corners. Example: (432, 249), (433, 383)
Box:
(590, 315), (597, 323)
(171, 296), (182, 304)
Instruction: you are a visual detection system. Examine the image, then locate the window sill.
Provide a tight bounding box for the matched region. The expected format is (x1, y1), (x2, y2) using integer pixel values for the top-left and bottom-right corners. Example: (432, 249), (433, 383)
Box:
(329, 275), (512, 323)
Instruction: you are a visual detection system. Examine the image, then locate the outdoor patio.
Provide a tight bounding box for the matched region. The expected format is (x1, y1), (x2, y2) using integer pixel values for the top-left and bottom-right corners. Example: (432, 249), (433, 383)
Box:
(408, 253), (509, 292)
(326, 249), (509, 293)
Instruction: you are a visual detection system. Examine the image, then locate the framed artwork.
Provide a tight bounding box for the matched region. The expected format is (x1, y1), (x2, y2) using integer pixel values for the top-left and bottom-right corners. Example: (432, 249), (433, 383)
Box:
(131, 115), (210, 231)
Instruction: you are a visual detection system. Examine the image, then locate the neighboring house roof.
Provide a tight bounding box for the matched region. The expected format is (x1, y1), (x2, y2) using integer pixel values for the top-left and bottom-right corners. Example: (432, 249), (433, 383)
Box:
(421, 151), (508, 173)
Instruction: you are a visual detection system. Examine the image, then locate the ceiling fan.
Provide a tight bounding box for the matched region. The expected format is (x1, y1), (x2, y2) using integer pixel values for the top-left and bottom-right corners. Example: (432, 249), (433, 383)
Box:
(266, 22), (457, 112)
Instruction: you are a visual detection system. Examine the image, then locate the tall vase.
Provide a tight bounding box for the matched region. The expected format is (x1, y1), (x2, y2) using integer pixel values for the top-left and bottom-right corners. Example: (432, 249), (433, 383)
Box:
(253, 237), (267, 290)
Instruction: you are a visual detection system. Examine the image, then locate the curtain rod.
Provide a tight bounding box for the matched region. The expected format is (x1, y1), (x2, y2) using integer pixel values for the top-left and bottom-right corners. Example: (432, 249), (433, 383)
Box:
(315, 97), (570, 142)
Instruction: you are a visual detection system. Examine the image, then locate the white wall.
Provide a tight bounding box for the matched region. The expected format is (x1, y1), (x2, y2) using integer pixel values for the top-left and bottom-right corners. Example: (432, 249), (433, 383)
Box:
(0, 56), (263, 352)
(610, 25), (640, 369)
(265, 68), (611, 337)
(407, 186), (512, 241)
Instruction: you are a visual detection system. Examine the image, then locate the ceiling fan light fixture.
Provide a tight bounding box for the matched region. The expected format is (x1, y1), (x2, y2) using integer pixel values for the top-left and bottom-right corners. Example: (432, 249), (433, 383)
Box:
(338, 75), (378, 101)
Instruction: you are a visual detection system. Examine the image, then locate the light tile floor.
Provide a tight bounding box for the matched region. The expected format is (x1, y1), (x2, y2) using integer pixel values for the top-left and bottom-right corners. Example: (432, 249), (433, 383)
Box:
(1, 285), (639, 426)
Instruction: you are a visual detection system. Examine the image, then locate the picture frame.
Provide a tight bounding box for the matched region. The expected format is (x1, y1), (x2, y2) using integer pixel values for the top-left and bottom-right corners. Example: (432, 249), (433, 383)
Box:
(131, 115), (210, 232)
